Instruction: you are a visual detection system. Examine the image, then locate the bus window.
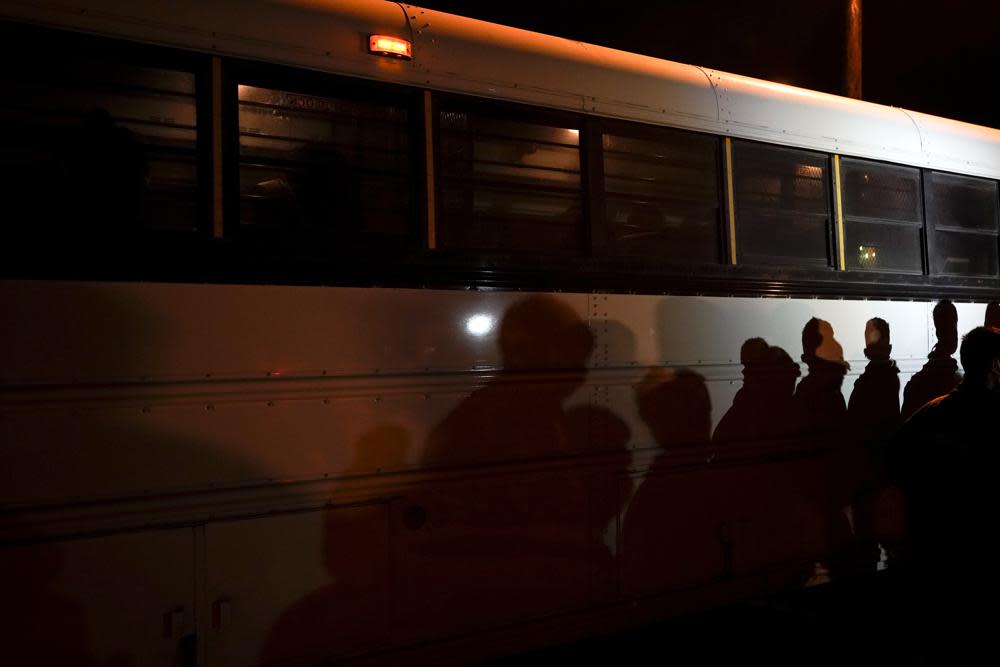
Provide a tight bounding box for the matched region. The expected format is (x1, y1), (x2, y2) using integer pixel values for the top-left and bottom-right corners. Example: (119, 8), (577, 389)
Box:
(437, 104), (584, 255)
(924, 171), (999, 277)
(602, 128), (722, 264)
(732, 141), (833, 268)
(840, 158), (923, 274)
(237, 84), (412, 248)
(0, 25), (198, 247)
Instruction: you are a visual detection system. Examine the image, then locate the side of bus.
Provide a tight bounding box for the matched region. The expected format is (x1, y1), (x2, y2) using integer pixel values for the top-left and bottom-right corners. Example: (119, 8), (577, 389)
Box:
(2, 3), (999, 666)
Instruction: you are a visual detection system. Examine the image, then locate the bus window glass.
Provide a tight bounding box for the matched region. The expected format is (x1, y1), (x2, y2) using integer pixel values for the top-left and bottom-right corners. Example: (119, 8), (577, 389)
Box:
(925, 171), (999, 277)
(603, 129), (722, 263)
(931, 229), (999, 277)
(732, 142), (832, 268)
(0, 27), (198, 244)
(437, 107), (583, 255)
(841, 158), (923, 273)
(237, 84), (412, 245)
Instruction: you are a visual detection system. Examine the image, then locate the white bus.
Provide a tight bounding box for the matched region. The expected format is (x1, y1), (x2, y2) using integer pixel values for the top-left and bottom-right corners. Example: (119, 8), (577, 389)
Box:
(2, 1), (998, 665)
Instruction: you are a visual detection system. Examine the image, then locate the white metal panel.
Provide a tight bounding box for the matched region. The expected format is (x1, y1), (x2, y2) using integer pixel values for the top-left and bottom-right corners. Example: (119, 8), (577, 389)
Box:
(0, 528), (194, 666)
(714, 71), (924, 167)
(204, 505), (390, 666)
(4, 283), (992, 506)
(0, 0), (411, 81)
(404, 3), (719, 126)
(0, 281), (589, 384)
(907, 109), (1000, 179)
(596, 294), (935, 369)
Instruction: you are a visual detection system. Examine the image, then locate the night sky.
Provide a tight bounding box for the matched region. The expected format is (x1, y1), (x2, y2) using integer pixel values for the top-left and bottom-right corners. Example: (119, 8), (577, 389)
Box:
(415, 0), (1000, 130)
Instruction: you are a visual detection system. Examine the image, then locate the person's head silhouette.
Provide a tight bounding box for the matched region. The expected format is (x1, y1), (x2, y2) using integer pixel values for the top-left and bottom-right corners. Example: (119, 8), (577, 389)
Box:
(959, 326), (1000, 391)
(932, 300), (959, 357)
(864, 317), (892, 361)
(801, 317), (847, 369)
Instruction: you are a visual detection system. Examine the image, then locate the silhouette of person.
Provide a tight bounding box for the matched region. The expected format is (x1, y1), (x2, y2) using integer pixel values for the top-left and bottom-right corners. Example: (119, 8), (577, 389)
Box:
(846, 317), (901, 573)
(713, 338), (800, 445)
(261, 426), (408, 664)
(55, 108), (148, 235)
(3, 285), (263, 666)
(848, 318), (901, 445)
(623, 368), (716, 591)
(793, 318), (852, 578)
(404, 296), (629, 636)
(424, 295), (595, 466)
(249, 142), (364, 250)
(885, 326), (1000, 663)
(794, 318), (849, 436)
(6, 107), (150, 274)
(1, 522), (99, 666)
(634, 366), (712, 450)
(900, 300), (962, 421)
(985, 301), (1000, 329)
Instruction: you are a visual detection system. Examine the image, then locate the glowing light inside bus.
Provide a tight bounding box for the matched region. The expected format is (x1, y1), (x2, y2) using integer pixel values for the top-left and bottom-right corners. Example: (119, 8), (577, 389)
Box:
(369, 35), (412, 60)
(465, 314), (495, 336)
(859, 244), (879, 268)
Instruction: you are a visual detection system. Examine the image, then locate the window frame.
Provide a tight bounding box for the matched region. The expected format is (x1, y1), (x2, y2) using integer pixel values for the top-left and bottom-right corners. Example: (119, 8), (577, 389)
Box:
(838, 156), (926, 276)
(223, 58), (427, 255)
(596, 117), (727, 267)
(923, 169), (1000, 279)
(730, 139), (837, 270)
(430, 92), (590, 259)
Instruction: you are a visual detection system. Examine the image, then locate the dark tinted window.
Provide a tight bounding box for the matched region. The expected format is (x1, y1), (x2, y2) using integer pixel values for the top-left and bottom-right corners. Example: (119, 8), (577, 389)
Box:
(437, 106), (583, 255)
(931, 229), (999, 277)
(733, 142), (832, 267)
(925, 172), (999, 233)
(238, 84), (412, 246)
(0, 26), (198, 244)
(925, 171), (999, 277)
(603, 129), (721, 263)
(841, 158), (923, 273)
(845, 221), (923, 272)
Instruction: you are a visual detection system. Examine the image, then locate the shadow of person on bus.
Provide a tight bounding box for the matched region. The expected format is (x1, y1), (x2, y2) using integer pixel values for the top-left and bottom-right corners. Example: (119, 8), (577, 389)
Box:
(260, 425), (409, 665)
(621, 367), (715, 593)
(424, 295), (595, 466)
(985, 301), (1000, 329)
(633, 366), (712, 452)
(0, 518), (100, 667)
(713, 338), (800, 447)
(845, 317), (901, 576)
(900, 299), (962, 421)
(2, 285), (266, 666)
(564, 319), (634, 600)
(399, 295), (629, 638)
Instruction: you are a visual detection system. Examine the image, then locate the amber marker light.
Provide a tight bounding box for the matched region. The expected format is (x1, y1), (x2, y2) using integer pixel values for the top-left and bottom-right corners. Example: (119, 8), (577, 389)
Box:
(369, 35), (412, 60)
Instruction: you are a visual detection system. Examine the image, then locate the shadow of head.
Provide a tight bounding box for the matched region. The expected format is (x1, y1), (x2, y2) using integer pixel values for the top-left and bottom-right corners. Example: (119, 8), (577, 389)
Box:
(864, 317), (892, 361)
(499, 295), (593, 373)
(985, 302), (1000, 329)
(932, 300), (959, 357)
(801, 317), (847, 370)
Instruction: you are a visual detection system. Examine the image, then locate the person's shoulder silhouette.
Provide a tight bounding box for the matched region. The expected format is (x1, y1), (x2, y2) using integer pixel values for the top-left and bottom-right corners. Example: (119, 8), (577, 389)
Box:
(886, 326), (1000, 659)
(901, 300), (962, 421)
(794, 317), (849, 435)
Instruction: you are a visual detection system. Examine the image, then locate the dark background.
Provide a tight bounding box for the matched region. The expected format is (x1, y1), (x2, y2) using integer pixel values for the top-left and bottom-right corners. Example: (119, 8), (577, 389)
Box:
(414, 0), (1000, 129)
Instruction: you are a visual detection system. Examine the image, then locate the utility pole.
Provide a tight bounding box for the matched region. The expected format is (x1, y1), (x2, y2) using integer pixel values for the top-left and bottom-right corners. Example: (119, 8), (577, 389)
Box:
(846, 0), (862, 99)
